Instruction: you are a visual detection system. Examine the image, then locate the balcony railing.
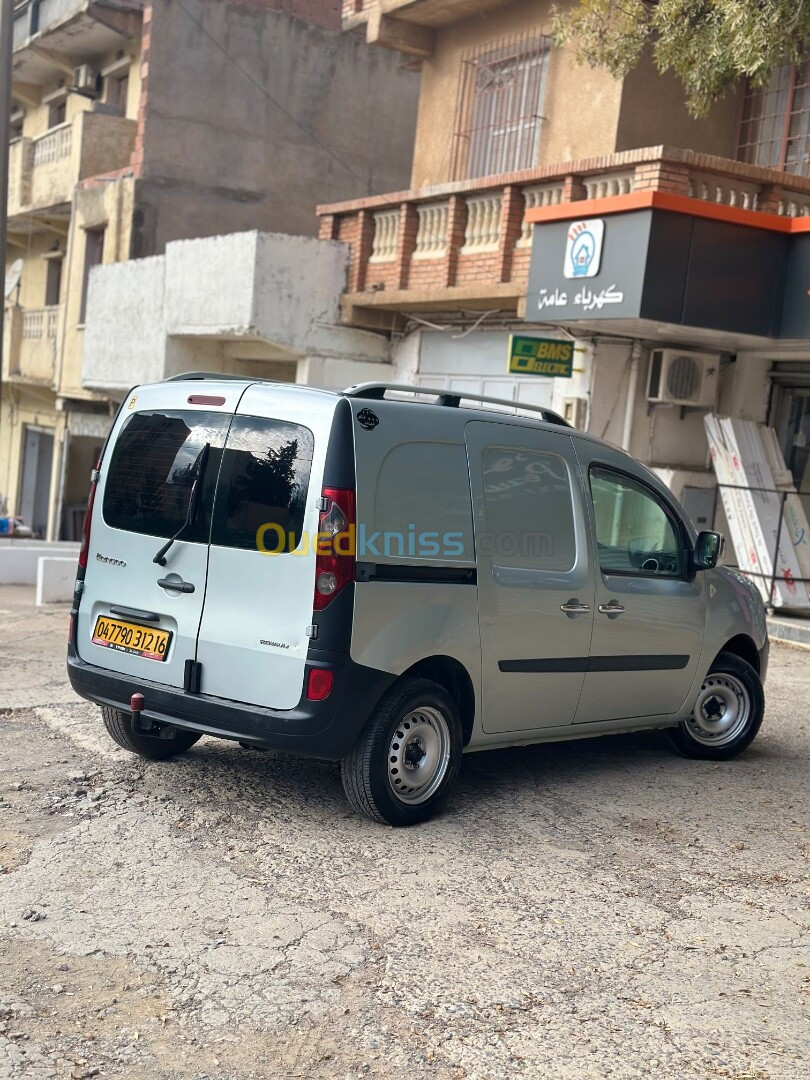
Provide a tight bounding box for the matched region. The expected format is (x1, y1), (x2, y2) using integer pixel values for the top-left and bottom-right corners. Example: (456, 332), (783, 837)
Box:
(317, 146), (810, 313)
(7, 110), (136, 219)
(2, 305), (58, 385)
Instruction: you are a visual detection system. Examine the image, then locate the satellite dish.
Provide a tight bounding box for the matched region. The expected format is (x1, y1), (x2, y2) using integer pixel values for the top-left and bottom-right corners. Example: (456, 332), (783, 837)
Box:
(4, 259), (23, 300)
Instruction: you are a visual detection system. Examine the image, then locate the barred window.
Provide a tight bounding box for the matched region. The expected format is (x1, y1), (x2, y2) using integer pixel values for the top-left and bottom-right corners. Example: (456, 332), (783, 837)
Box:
(738, 62), (810, 177)
(451, 33), (551, 181)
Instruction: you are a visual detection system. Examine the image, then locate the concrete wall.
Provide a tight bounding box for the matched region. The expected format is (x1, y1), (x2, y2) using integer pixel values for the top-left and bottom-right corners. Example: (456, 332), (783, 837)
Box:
(82, 231), (391, 393)
(615, 54), (744, 157)
(133, 0), (420, 255)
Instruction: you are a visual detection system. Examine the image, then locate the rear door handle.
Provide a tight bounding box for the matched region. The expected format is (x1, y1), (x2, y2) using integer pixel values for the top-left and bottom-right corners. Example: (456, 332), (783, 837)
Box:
(598, 602), (625, 616)
(110, 605), (160, 622)
(157, 578), (195, 594)
(560, 601), (591, 614)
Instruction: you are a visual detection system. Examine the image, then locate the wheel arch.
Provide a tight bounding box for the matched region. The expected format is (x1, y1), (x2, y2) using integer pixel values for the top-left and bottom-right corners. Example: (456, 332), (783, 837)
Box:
(400, 655), (476, 746)
(717, 634), (760, 674)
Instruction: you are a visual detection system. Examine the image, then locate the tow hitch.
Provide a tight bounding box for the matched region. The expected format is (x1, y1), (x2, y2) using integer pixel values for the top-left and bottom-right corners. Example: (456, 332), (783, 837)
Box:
(130, 692), (179, 740)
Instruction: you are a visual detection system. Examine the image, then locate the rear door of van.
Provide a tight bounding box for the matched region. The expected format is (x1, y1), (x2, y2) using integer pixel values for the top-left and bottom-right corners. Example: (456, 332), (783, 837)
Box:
(77, 381), (246, 689)
(194, 385), (336, 710)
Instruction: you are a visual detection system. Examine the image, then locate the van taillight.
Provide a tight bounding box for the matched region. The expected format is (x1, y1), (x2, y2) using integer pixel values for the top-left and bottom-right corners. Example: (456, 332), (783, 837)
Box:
(314, 487), (355, 610)
(78, 464), (99, 570)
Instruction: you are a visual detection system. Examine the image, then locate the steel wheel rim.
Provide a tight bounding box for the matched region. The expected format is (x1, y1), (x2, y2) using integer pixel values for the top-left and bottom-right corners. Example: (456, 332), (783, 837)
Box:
(387, 706), (451, 805)
(687, 672), (751, 747)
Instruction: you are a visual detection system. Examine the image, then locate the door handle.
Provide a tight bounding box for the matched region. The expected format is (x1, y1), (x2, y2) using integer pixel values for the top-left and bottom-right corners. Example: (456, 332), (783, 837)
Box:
(598, 601), (625, 616)
(157, 578), (195, 594)
(560, 601), (591, 615)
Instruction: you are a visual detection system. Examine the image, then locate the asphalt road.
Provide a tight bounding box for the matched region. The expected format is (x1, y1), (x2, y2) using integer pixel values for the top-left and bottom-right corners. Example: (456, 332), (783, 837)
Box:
(1, 585), (808, 1080)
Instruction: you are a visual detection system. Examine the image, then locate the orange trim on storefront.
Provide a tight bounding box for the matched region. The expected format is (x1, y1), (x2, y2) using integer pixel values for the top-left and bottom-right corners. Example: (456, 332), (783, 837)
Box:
(523, 189), (810, 234)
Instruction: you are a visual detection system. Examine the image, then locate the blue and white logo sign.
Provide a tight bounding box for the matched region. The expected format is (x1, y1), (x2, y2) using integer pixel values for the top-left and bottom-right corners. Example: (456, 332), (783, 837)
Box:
(564, 218), (605, 279)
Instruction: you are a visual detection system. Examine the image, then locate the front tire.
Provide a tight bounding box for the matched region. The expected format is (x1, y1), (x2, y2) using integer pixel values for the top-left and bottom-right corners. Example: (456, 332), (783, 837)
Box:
(102, 706), (202, 760)
(341, 677), (463, 826)
(669, 651), (764, 760)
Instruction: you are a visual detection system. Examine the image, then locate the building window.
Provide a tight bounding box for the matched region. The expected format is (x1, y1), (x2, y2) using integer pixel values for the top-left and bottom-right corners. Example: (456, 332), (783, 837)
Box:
(106, 72), (130, 115)
(451, 32), (551, 181)
(80, 227), (105, 324)
(45, 257), (63, 307)
(48, 98), (67, 129)
(738, 61), (810, 176)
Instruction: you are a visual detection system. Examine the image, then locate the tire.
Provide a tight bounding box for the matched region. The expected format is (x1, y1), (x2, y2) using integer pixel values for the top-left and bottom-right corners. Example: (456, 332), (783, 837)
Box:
(101, 706), (202, 761)
(341, 677), (463, 826)
(668, 650), (764, 761)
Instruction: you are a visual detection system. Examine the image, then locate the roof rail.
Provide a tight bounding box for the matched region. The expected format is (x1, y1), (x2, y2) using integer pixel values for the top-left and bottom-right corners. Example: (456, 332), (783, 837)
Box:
(165, 371), (258, 382)
(342, 382), (572, 427)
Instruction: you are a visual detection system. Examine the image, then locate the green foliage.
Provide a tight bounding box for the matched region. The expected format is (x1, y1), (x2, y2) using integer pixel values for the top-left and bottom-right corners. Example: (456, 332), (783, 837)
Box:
(552, 0), (810, 116)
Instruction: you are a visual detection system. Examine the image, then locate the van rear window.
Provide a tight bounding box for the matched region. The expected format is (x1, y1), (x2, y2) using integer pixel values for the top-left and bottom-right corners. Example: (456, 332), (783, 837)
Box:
(103, 411), (230, 540)
(210, 416), (314, 552)
(103, 411), (314, 551)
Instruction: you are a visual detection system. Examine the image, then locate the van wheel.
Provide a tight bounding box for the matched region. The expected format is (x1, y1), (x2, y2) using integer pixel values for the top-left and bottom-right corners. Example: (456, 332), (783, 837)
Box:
(668, 651), (764, 760)
(341, 677), (462, 826)
(101, 706), (202, 760)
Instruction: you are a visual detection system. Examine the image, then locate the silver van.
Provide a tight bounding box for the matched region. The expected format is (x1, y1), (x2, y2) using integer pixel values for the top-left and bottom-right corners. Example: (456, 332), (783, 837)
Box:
(67, 376), (768, 826)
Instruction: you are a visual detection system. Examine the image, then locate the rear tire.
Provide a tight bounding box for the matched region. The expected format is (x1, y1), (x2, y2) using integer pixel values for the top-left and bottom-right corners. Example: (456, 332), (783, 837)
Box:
(668, 651), (764, 760)
(101, 706), (202, 760)
(341, 677), (462, 826)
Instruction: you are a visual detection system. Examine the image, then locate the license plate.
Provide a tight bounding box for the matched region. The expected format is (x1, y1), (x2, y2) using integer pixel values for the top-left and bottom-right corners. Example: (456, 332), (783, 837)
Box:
(92, 616), (171, 662)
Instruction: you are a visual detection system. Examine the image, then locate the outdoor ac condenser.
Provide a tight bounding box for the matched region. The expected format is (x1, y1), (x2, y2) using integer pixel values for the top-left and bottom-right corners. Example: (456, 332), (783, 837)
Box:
(647, 349), (720, 408)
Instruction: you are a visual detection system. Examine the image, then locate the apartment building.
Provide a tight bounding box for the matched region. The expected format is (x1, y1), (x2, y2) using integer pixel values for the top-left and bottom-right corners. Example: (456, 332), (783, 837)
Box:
(320, 0), (810, 537)
(1, 0), (418, 538)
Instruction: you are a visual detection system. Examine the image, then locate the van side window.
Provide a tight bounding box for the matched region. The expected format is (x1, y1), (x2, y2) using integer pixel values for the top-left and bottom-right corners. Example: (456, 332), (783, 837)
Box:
(482, 447), (576, 570)
(210, 417), (314, 553)
(103, 410), (230, 540)
(590, 468), (681, 577)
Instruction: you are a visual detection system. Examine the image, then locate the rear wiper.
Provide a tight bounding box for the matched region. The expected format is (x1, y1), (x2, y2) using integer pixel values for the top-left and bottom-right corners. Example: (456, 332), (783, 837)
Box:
(153, 443), (210, 566)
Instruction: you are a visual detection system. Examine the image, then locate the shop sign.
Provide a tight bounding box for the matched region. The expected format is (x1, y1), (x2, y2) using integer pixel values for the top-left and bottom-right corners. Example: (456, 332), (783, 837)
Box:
(508, 335), (574, 377)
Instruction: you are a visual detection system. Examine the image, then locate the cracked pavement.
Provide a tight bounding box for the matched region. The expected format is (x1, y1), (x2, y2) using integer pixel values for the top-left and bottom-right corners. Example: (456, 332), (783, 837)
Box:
(0, 584), (809, 1078)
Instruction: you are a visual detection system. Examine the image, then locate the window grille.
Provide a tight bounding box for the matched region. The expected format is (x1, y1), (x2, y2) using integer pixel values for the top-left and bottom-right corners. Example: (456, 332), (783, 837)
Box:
(738, 62), (810, 177)
(450, 32), (551, 181)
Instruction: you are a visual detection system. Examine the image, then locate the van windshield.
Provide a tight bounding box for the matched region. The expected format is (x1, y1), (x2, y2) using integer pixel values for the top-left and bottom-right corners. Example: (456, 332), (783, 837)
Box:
(103, 410), (230, 541)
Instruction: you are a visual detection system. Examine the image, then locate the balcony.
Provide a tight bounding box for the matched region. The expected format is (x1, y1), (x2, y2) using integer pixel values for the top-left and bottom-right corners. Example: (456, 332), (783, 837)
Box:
(2, 305), (59, 386)
(13, 0), (144, 49)
(317, 145), (810, 327)
(342, 1), (516, 56)
(7, 110), (136, 223)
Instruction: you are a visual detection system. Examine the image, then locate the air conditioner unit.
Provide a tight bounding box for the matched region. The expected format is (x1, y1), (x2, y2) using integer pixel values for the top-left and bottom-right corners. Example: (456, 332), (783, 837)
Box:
(647, 349), (720, 408)
(73, 64), (98, 93)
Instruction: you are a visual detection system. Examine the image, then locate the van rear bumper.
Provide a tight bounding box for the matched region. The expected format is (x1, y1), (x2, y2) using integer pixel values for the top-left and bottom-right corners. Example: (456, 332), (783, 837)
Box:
(66, 646), (395, 760)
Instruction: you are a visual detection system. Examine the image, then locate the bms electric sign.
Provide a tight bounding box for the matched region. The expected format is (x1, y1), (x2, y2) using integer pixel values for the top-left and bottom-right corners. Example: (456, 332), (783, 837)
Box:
(564, 219), (604, 279)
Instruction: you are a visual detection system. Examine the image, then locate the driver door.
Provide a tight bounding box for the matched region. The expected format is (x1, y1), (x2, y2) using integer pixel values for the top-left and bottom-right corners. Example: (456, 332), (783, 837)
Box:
(573, 445), (705, 724)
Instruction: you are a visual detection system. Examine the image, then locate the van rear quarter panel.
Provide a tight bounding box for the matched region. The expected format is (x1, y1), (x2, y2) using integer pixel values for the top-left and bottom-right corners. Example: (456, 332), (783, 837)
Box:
(349, 400), (482, 726)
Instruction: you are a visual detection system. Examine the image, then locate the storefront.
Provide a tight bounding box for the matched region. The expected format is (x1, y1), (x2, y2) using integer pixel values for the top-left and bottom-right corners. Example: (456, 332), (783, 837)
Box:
(523, 193), (810, 528)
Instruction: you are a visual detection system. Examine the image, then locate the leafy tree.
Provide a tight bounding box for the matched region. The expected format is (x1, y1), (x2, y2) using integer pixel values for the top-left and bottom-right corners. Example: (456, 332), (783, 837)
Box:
(552, 0), (810, 116)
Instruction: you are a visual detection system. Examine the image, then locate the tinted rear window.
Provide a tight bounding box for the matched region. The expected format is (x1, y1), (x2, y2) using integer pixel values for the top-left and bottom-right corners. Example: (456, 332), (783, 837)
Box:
(103, 410), (230, 540)
(103, 411), (314, 551)
(210, 416), (314, 552)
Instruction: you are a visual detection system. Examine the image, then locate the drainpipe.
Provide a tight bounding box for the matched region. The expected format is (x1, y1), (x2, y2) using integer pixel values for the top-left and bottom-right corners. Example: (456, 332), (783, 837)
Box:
(0, 0), (13, 468)
(621, 340), (642, 452)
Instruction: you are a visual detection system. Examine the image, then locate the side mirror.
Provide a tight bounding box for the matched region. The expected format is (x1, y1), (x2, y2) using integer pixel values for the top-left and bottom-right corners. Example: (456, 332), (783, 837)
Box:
(693, 530), (724, 571)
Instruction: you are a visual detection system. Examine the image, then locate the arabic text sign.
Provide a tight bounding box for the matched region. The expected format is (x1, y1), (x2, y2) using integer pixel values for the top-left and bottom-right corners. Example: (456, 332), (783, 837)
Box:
(508, 335), (574, 378)
(537, 282), (625, 314)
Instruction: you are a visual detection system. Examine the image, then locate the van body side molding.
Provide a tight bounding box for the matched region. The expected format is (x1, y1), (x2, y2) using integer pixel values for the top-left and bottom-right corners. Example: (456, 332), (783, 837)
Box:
(499, 655), (690, 673)
(356, 562), (476, 585)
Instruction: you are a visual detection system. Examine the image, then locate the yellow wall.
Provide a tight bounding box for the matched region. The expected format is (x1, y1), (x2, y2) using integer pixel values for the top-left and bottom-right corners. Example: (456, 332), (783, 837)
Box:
(409, 0), (746, 189)
(58, 176), (137, 398)
(410, 0), (622, 188)
(0, 389), (59, 518)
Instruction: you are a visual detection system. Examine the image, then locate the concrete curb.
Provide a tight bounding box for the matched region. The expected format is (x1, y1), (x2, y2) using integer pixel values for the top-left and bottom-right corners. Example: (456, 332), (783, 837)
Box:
(767, 615), (810, 649)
